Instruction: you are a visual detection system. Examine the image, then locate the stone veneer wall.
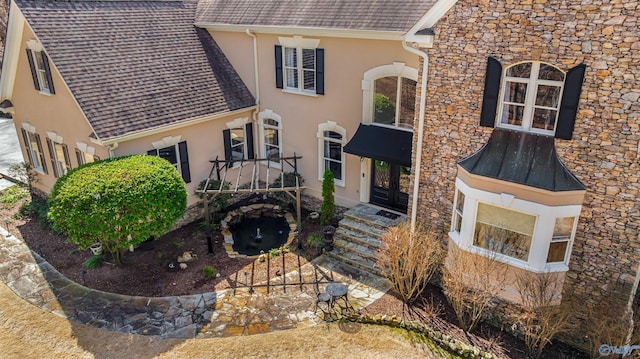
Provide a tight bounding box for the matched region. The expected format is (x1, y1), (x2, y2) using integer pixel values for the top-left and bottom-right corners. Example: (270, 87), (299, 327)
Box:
(411, 0), (640, 345)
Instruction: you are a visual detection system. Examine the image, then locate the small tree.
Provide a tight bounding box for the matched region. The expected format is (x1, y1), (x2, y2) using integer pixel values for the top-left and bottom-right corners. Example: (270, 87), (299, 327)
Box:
(8, 162), (38, 192)
(48, 155), (187, 265)
(377, 222), (444, 315)
(320, 169), (335, 226)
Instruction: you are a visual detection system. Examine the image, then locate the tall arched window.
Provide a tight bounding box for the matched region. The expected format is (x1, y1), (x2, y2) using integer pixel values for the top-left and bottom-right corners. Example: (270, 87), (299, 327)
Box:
(362, 63), (418, 130)
(317, 121), (346, 186)
(258, 110), (283, 168)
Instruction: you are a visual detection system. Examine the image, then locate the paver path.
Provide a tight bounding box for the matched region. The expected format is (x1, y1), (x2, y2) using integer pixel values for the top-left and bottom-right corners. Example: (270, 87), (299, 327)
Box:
(0, 225), (389, 339)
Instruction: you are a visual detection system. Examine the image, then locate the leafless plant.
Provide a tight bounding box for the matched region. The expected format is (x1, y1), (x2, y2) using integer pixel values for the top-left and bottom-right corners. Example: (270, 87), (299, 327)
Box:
(376, 221), (444, 315)
(441, 244), (509, 332)
(513, 272), (574, 358)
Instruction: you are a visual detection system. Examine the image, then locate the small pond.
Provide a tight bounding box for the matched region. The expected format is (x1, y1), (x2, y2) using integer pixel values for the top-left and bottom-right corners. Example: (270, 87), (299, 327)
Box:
(230, 216), (290, 256)
(220, 203), (297, 258)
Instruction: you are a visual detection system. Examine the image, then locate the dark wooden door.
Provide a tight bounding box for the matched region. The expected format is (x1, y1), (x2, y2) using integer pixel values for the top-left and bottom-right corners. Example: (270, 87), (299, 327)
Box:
(370, 160), (410, 213)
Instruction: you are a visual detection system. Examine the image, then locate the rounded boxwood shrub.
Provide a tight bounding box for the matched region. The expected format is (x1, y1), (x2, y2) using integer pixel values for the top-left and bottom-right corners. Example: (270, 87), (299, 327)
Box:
(48, 155), (187, 264)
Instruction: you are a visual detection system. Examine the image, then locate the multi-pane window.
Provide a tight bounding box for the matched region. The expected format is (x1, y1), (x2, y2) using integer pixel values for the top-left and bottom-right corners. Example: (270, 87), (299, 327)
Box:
(50, 141), (70, 177)
(263, 118), (281, 163)
(147, 141), (191, 183)
(76, 149), (98, 165)
(230, 128), (246, 161)
(26, 41), (55, 95)
(21, 129), (46, 173)
(546, 217), (576, 263)
(452, 190), (465, 233)
(33, 51), (51, 93)
(323, 131), (343, 181)
(373, 76), (417, 129)
(499, 62), (564, 134)
(473, 203), (535, 261)
(284, 47), (316, 93)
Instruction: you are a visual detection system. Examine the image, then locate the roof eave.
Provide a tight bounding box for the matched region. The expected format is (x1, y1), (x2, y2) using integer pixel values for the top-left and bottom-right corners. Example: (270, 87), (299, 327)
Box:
(195, 23), (406, 41)
(99, 106), (257, 146)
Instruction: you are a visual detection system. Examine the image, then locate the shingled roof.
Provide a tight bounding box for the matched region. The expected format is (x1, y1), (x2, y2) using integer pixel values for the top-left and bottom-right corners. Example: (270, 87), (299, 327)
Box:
(195, 0), (437, 32)
(16, 0), (255, 141)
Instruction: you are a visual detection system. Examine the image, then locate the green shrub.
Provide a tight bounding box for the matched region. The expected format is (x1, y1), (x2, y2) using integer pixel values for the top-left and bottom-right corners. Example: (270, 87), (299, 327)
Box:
(202, 265), (217, 278)
(48, 155), (187, 265)
(306, 232), (324, 250)
(18, 196), (52, 229)
(320, 169), (335, 226)
(83, 255), (103, 269)
(0, 186), (28, 204)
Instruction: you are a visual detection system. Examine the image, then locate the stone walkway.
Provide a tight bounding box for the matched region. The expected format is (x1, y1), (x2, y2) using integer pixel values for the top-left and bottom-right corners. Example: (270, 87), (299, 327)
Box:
(0, 225), (389, 339)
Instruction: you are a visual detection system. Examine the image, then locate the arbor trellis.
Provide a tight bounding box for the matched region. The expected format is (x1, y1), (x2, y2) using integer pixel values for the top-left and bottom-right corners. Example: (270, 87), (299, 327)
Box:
(197, 154), (306, 254)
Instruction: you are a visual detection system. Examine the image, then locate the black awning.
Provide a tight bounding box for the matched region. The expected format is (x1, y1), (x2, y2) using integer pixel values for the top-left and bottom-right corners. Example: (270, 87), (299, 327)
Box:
(343, 124), (413, 167)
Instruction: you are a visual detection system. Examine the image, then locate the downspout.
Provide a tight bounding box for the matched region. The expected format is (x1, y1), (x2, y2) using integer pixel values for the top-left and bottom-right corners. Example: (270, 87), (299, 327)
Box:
(245, 29), (260, 179)
(402, 41), (428, 232)
(107, 142), (118, 158)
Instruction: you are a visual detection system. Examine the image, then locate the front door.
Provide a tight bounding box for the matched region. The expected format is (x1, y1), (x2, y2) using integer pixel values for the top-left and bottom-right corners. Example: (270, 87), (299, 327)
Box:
(370, 160), (410, 213)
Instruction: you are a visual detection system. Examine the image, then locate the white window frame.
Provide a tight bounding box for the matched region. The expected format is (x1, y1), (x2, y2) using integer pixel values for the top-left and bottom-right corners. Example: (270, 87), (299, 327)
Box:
(151, 135), (182, 173)
(258, 110), (283, 169)
(449, 178), (581, 273)
(362, 62), (419, 130)
(279, 36), (320, 96)
(22, 122), (45, 173)
(317, 121), (346, 187)
(497, 61), (565, 136)
(225, 117), (250, 168)
(26, 40), (51, 95)
(76, 142), (97, 165)
(451, 189), (465, 233)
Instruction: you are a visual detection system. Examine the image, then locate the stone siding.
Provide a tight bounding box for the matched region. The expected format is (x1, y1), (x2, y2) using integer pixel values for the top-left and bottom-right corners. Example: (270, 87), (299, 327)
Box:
(413, 0), (640, 345)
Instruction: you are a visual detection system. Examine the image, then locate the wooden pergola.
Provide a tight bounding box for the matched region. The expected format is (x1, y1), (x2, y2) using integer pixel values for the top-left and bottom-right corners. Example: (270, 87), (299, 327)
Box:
(196, 154), (306, 254)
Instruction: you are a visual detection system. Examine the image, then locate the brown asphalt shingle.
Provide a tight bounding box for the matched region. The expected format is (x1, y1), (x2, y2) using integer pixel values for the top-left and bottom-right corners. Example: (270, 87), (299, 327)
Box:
(17, 0), (255, 141)
(195, 0), (437, 32)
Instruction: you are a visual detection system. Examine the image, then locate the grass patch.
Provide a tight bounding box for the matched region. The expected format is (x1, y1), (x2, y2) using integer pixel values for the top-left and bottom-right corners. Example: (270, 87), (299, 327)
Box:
(0, 186), (28, 204)
(83, 255), (104, 269)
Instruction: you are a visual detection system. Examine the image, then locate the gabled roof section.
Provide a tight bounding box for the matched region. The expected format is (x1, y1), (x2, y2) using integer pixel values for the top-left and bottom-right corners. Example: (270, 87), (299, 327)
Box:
(459, 129), (586, 192)
(195, 0), (437, 33)
(16, 0), (255, 141)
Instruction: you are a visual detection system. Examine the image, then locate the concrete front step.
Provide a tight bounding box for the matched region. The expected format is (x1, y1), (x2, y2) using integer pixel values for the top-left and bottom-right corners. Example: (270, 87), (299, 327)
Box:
(343, 204), (406, 232)
(333, 237), (380, 262)
(338, 218), (386, 239)
(323, 249), (384, 277)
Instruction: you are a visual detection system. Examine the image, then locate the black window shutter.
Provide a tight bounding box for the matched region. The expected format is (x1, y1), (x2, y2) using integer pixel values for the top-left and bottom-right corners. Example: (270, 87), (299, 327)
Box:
(555, 63), (586, 140)
(35, 133), (47, 174)
(62, 144), (71, 170)
(42, 52), (55, 94)
(21, 129), (34, 166)
(316, 48), (325, 95)
(25, 49), (40, 91)
(275, 45), (283, 89)
(75, 149), (83, 166)
(480, 57), (502, 127)
(223, 128), (232, 164)
(178, 141), (191, 183)
(46, 138), (59, 178)
(147, 149), (157, 156)
(245, 122), (255, 160)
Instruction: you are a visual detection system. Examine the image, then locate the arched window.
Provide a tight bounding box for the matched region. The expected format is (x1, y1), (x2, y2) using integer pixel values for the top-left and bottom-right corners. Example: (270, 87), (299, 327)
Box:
(498, 62), (565, 134)
(362, 63), (418, 130)
(258, 110), (283, 168)
(317, 121), (346, 186)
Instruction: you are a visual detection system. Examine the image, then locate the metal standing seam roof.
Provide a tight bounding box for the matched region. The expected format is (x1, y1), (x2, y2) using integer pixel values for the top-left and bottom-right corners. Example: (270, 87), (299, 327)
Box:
(16, 0), (255, 141)
(458, 129), (586, 192)
(195, 0), (437, 32)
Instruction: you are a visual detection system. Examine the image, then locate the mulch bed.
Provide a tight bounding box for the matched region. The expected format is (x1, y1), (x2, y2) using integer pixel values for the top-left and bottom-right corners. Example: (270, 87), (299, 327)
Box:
(0, 191), (588, 358)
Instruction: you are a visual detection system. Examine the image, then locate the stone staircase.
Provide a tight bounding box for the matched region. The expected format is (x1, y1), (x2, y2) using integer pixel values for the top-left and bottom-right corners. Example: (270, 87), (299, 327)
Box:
(324, 204), (406, 276)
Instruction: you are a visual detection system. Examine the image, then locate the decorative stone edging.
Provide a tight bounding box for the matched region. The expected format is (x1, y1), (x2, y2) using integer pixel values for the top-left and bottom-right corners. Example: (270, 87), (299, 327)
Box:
(347, 313), (499, 359)
(219, 203), (298, 258)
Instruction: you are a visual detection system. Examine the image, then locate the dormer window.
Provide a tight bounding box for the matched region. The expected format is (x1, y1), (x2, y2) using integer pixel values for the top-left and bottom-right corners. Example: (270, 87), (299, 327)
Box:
(499, 62), (564, 135)
(480, 57), (586, 140)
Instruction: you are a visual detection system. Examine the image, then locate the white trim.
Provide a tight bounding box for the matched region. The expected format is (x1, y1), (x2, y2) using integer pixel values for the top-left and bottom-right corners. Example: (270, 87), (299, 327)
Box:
(26, 39), (43, 52)
(21, 121), (36, 133)
(257, 109), (283, 169)
(101, 106), (256, 146)
(152, 135), (182, 149)
(407, 0), (458, 35)
(278, 36), (320, 48)
(46, 131), (63, 144)
(359, 158), (371, 203)
(450, 177), (582, 273)
(225, 117), (249, 129)
(76, 142), (95, 156)
(196, 23), (405, 41)
(317, 121), (346, 187)
(0, 2), (25, 101)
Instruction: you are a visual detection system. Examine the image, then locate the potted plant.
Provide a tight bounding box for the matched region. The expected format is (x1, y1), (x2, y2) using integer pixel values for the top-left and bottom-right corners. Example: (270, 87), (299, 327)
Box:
(89, 242), (103, 256)
(322, 225), (336, 252)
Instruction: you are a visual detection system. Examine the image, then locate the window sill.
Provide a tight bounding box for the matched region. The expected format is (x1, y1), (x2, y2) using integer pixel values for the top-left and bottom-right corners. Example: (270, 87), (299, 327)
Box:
(496, 124), (554, 137)
(38, 90), (52, 96)
(281, 89), (318, 97)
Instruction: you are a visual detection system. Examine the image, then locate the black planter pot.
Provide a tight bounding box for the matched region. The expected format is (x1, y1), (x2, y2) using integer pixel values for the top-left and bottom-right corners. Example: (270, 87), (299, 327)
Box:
(322, 225), (336, 252)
